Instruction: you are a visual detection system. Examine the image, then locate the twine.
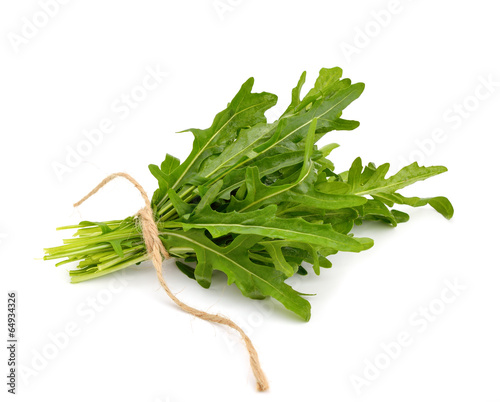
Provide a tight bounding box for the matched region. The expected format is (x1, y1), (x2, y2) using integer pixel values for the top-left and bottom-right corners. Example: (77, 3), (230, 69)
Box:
(74, 172), (269, 391)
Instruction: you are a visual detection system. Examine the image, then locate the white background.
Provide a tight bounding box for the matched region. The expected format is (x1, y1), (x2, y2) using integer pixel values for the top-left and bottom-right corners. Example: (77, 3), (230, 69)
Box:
(1, 1), (499, 401)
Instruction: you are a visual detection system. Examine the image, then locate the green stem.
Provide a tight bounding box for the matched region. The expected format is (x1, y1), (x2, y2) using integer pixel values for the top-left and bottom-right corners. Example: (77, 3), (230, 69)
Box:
(70, 254), (149, 283)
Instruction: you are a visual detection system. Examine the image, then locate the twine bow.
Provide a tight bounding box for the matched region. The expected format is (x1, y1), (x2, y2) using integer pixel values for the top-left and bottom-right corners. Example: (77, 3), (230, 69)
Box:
(74, 172), (269, 391)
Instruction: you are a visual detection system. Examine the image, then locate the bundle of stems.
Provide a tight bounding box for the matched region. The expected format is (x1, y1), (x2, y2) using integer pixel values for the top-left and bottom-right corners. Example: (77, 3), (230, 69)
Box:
(44, 67), (453, 320)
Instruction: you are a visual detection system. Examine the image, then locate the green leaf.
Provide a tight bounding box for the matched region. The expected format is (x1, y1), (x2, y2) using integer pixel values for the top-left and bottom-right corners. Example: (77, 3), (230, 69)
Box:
(218, 150), (306, 199)
(149, 153), (180, 187)
(167, 189), (193, 218)
(192, 180), (223, 215)
(373, 193), (454, 219)
(278, 206), (359, 233)
(149, 154), (181, 207)
(319, 143), (340, 157)
(168, 78), (278, 191)
(79, 221), (112, 234)
(283, 70), (307, 116)
(345, 158), (448, 196)
(227, 164), (366, 212)
(167, 204), (371, 253)
(160, 229), (312, 320)
(259, 82), (365, 154)
(176, 261), (196, 280)
(260, 241), (296, 277)
(356, 199), (399, 226)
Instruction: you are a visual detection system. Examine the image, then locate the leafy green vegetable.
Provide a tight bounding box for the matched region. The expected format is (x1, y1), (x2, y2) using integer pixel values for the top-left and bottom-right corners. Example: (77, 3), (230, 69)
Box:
(44, 67), (453, 320)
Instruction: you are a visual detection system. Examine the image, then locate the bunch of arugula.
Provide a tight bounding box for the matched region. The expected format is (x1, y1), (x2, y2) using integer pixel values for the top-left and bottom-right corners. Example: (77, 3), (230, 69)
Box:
(44, 67), (453, 321)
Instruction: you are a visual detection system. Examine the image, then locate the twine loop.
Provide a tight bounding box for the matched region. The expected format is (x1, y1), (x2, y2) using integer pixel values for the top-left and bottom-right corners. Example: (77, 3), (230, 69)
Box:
(74, 172), (269, 391)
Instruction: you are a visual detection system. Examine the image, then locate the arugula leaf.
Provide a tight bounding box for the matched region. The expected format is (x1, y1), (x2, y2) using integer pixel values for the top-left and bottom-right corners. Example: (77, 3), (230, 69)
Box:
(155, 78), (278, 213)
(160, 229), (312, 321)
(345, 157), (448, 196)
(162, 205), (372, 252)
(355, 199), (402, 226)
(149, 154), (181, 206)
(372, 193), (454, 219)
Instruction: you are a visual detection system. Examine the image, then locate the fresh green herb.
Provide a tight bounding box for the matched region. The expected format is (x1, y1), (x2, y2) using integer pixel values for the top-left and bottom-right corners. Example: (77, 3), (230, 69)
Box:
(44, 67), (453, 321)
